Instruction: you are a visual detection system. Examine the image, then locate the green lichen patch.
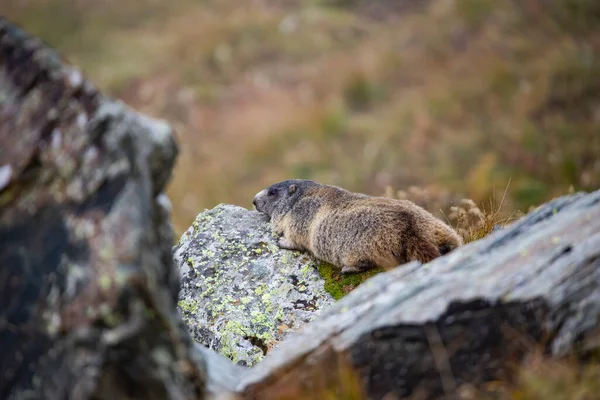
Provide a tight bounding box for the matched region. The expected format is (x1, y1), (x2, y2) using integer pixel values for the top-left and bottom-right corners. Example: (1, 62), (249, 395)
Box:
(316, 262), (385, 300)
(177, 298), (199, 314)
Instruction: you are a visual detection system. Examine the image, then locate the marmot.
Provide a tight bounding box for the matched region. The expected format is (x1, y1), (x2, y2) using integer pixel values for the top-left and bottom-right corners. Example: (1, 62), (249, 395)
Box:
(252, 179), (463, 274)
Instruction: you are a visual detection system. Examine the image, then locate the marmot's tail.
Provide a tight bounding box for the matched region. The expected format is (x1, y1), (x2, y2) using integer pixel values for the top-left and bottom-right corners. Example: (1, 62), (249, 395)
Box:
(408, 239), (440, 264)
(438, 241), (456, 255)
(437, 228), (463, 255)
(406, 229), (462, 264)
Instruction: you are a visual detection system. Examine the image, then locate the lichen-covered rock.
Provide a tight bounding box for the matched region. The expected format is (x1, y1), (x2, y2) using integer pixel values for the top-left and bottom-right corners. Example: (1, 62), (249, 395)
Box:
(173, 204), (335, 366)
(0, 18), (208, 400)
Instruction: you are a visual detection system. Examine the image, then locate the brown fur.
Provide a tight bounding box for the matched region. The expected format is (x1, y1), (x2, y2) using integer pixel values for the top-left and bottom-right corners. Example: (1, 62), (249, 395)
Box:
(253, 179), (463, 274)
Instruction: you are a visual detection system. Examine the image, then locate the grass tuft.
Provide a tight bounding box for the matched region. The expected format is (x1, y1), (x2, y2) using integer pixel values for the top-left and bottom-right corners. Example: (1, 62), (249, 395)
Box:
(447, 181), (519, 244)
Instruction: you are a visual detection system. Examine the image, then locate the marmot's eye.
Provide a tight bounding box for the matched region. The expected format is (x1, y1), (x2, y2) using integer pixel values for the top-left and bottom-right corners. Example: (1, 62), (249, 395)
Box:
(268, 189), (277, 196)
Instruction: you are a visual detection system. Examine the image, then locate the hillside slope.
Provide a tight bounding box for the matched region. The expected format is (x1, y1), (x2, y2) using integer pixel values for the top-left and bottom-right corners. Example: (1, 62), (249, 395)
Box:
(5, 0), (600, 234)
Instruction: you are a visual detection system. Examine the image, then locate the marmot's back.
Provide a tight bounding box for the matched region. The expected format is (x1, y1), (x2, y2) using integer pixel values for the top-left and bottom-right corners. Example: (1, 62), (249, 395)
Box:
(306, 192), (462, 269)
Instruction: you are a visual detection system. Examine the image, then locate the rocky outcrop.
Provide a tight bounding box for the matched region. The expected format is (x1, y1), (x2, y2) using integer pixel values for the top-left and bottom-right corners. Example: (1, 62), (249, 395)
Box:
(173, 188), (600, 399)
(235, 189), (600, 399)
(173, 204), (335, 367)
(0, 18), (208, 400)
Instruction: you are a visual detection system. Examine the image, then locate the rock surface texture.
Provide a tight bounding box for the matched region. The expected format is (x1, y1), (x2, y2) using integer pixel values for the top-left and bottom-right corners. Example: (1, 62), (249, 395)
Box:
(0, 18), (208, 400)
(234, 189), (600, 399)
(173, 204), (335, 366)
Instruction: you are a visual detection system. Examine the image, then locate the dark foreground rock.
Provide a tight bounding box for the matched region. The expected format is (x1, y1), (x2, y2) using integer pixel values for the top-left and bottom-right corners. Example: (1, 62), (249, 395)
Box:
(235, 189), (600, 399)
(0, 18), (209, 400)
(173, 204), (334, 366)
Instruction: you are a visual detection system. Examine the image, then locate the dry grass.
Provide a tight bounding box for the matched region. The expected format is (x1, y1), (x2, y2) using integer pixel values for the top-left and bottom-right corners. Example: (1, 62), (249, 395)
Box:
(447, 183), (520, 244)
(509, 356), (600, 400)
(245, 350), (367, 400)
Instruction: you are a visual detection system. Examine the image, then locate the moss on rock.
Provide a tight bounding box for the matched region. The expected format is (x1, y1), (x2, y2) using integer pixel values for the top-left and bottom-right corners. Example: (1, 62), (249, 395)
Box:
(316, 261), (386, 300)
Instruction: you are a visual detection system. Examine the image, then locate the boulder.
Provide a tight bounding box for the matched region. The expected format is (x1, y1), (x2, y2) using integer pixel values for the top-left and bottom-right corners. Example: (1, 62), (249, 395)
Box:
(173, 204), (335, 367)
(0, 17), (209, 400)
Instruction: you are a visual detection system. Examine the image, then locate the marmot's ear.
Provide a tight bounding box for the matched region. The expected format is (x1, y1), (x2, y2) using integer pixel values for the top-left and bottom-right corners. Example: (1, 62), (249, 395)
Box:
(288, 184), (297, 194)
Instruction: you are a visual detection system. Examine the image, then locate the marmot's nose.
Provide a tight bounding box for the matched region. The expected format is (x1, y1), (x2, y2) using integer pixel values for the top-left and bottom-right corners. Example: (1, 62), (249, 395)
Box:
(252, 197), (257, 207)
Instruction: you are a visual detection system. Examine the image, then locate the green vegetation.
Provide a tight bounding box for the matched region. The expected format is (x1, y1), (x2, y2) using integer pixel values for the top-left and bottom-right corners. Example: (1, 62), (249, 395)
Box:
(316, 261), (385, 300)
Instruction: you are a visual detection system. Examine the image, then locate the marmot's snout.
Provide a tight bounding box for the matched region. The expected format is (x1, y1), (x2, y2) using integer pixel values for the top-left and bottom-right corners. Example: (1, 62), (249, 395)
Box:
(253, 189), (267, 213)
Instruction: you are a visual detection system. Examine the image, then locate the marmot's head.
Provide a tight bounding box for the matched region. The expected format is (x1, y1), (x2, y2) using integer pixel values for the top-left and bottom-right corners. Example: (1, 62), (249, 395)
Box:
(253, 179), (317, 218)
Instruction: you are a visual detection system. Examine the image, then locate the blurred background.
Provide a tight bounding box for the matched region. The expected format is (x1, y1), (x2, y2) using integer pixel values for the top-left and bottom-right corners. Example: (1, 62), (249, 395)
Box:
(4, 0), (599, 236)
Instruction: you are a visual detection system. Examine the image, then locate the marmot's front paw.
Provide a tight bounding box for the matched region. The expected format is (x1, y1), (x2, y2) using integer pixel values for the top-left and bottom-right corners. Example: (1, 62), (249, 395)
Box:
(278, 236), (298, 250)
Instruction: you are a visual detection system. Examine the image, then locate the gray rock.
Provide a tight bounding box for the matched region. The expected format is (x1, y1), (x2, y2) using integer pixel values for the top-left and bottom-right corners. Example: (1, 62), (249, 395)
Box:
(192, 343), (247, 395)
(173, 204), (335, 366)
(0, 18), (208, 400)
(237, 189), (600, 400)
